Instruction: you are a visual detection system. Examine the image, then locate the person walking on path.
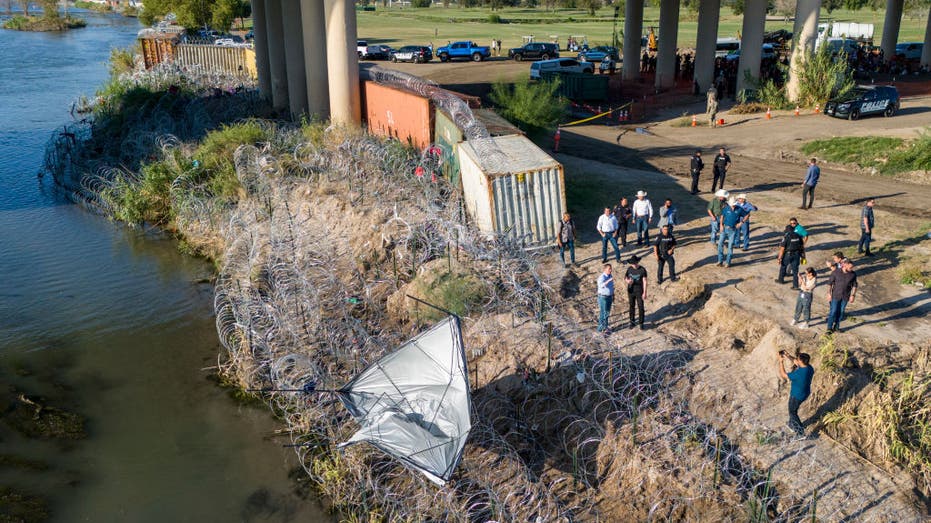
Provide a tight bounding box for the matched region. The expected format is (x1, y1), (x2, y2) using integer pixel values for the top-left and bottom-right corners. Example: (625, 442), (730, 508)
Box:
(826, 259), (858, 333)
(712, 147), (731, 192)
(776, 218), (806, 288)
(658, 198), (678, 232)
(777, 351), (814, 438)
(632, 190), (654, 246)
(654, 225), (677, 283)
(625, 255), (648, 330)
(557, 212), (577, 268)
(791, 267), (817, 329)
(613, 197), (632, 247)
(597, 207), (621, 263)
(735, 193), (758, 250)
(707, 87), (719, 128)
(707, 189), (727, 244)
(716, 196), (745, 267)
(858, 198), (875, 256)
(801, 158), (820, 209)
(596, 264), (615, 333)
(689, 150), (704, 195)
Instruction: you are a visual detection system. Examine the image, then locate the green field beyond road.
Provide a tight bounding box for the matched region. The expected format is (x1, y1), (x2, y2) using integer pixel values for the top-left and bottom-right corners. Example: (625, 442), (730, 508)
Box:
(357, 5), (928, 52)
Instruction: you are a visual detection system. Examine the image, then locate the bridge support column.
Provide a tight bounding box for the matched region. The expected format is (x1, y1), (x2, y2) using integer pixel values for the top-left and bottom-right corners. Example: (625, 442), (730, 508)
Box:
(282, 0), (308, 119)
(265, 0), (289, 111)
(735, 0), (766, 97)
(252, 0), (271, 100)
(786, 0), (821, 102)
(301, 0), (330, 118)
(922, 5), (931, 68)
(622, 0), (643, 82)
(324, 0), (361, 125)
(881, 0), (904, 62)
(655, 0), (679, 90)
(693, 0), (721, 93)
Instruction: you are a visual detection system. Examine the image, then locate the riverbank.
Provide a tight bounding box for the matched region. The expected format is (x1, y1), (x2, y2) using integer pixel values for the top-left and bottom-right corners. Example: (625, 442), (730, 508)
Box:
(2, 15), (86, 31)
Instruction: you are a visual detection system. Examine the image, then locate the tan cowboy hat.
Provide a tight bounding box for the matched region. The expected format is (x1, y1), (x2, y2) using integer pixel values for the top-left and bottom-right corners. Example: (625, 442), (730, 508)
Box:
(737, 193), (748, 200)
(636, 190), (647, 197)
(714, 189), (728, 198)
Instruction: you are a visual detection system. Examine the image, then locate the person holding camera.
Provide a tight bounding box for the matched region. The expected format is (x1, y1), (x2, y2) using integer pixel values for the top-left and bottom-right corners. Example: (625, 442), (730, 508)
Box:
(777, 351), (814, 438)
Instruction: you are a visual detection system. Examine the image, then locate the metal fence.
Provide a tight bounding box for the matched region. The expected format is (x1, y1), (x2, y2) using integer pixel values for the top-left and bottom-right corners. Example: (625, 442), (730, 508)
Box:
(173, 44), (257, 80)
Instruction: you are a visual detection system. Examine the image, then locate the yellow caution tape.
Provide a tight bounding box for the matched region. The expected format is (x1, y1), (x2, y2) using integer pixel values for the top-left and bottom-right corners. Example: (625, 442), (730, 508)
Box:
(561, 101), (633, 127)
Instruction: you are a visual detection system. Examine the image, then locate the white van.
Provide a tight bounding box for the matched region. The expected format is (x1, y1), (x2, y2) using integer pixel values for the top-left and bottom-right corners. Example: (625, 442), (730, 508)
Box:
(530, 58), (594, 79)
(716, 38), (740, 58)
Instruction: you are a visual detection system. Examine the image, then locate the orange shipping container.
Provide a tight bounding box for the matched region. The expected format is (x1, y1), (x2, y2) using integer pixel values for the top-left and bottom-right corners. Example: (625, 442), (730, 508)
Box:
(362, 81), (433, 150)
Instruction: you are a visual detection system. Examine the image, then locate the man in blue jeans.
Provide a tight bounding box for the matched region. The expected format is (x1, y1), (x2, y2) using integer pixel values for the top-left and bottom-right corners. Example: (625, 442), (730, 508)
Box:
(735, 193), (758, 250)
(858, 198), (875, 256)
(716, 197), (745, 267)
(776, 218), (805, 288)
(596, 263), (615, 333)
(826, 259), (858, 333)
(801, 158), (820, 209)
(632, 190), (654, 246)
(778, 351), (814, 437)
(707, 189), (727, 244)
(596, 207), (621, 263)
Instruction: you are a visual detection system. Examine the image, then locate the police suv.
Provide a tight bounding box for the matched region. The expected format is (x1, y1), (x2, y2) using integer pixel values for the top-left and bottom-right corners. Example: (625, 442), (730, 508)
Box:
(824, 85), (900, 121)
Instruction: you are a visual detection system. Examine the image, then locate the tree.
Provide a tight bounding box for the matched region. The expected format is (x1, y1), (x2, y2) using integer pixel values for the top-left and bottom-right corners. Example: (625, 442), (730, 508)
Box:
(141, 0), (243, 31)
(39, 0), (57, 18)
(579, 0), (600, 15)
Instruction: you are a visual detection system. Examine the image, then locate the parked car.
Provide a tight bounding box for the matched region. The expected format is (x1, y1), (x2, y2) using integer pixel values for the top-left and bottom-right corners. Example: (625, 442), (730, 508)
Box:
(530, 58), (594, 79)
(508, 42), (559, 61)
(724, 44), (776, 62)
(391, 45), (433, 63)
(896, 42), (923, 61)
(363, 44), (393, 60)
(824, 85), (900, 120)
(435, 41), (491, 62)
(715, 37), (740, 58)
(357, 40), (368, 57)
(244, 30), (254, 41)
(577, 46), (618, 62)
(214, 34), (244, 45)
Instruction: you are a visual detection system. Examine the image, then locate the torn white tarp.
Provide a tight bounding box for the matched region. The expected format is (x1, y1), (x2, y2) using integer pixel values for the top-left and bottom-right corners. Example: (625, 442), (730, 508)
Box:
(337, 316), (472, 485)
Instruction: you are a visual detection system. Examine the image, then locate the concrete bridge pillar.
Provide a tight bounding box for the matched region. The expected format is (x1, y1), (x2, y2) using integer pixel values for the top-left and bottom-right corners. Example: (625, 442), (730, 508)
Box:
(301, 0), (330, 118)
(693, 0), (721, 93)
(655, 0), (679, 90)
(735, 0), (767, 96)
(281, 0), (308, 118)
(786, 0), (821, 102)
(252, 0), (271, 100)
(265, 0), (289, 111)
(881, 0), (904, 62)
(922, 4), (931, 67)
(622, 0), (643, 82)
(324, 0), (361, 125)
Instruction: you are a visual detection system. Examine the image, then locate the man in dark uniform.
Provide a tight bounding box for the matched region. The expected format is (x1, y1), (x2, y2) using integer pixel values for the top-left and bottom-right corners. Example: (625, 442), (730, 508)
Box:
(689, 150), (704, 195)
(654, 225), (677, 283)
(776, 218), (805, 289)
(712, 147), (731, 193)
(613, 197), (633, 248)
(624, 255), (648, 330)
(858, 198), (875, 256)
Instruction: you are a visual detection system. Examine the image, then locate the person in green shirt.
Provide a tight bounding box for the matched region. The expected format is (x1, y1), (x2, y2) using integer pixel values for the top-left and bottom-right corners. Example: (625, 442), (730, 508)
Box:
(706, 189), (727, 244)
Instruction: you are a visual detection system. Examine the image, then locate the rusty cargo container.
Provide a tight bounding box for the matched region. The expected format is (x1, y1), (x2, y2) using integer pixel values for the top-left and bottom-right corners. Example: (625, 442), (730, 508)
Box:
(140, 33), (178, 69)
(363, 81), (433, 149)
(458, 135), (566, 247)
(434, 109), (464, 186)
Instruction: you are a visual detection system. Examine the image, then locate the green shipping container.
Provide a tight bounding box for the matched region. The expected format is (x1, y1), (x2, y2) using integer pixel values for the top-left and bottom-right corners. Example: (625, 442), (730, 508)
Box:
(540, 71), (609, 101)
(434, 109), (464, 187)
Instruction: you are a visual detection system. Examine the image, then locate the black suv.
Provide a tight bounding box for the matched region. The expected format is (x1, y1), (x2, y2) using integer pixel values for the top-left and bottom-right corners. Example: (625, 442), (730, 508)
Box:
(508, 42), (559, 61)
(391, 45), (433, 63)
(824, 85), (900, 121)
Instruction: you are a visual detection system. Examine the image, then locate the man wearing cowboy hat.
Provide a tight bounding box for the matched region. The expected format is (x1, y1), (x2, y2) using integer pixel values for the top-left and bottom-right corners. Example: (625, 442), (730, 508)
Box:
(624, 255), (648, 330)
(735, 193), (759, 251)
(717, 196), (746, 267)
(707, 189), (728, 244)
(632, 190), (654, 246)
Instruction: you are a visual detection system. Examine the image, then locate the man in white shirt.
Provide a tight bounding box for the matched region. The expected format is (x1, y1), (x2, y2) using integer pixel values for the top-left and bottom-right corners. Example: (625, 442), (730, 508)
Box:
(596, 207), (621, 263)
(632, 190), (654, 246)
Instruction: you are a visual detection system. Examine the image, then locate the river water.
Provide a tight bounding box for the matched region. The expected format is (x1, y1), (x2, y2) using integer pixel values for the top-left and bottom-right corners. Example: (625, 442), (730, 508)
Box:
(0, 11), (328, 522)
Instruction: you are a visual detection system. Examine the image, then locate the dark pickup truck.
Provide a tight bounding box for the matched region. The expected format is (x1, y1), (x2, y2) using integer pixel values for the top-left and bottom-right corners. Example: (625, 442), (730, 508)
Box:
(435, 41), (491, 62)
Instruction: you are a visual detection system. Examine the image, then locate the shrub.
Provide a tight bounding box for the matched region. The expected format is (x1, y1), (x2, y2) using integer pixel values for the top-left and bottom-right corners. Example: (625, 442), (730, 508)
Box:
(411, 0), (432, 6)
(106, 158), (181, 226)
(108, 45), (137, 78)
(488, 13), (501, 23)
(194, 121), (270, 200)
(490, 78), (568, 135)
(729, 102), (768, 114)
(793, 39), (854, 108)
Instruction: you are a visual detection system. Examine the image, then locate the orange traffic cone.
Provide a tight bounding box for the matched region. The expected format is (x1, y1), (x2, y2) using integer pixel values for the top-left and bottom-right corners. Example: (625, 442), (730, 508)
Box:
(814, 104), (820, 114)
(766, 107), (772, 119)
(691, 114), (697, 127)
(794, 105), (800, 116)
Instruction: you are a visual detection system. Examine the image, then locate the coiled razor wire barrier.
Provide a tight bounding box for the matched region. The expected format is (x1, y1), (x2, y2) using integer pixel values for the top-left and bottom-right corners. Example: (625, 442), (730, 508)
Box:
(39, 66), (861, 522)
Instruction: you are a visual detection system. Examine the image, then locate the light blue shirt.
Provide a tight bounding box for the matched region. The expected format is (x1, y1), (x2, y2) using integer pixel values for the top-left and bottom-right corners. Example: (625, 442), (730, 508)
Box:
(597, 272), (615, 296)
(804, 164), (821, 186)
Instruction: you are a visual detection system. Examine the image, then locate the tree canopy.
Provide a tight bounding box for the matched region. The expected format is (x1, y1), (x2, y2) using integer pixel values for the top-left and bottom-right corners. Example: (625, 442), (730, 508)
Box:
(140, 0), (250, 32)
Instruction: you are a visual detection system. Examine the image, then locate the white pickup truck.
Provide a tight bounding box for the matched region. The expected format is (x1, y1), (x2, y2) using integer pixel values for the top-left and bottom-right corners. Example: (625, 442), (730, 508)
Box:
(357, 40), (368, 57)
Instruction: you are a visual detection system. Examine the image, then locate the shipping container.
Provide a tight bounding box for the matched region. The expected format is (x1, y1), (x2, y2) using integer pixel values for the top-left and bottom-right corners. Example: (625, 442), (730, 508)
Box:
(541, 71), (609, 101)
(473, 109), (522, 137)
(434, 109), (464, 186)
(139, 34), (178, 69)
(363, 81), (433, 150)
(458, 135), (566, 248)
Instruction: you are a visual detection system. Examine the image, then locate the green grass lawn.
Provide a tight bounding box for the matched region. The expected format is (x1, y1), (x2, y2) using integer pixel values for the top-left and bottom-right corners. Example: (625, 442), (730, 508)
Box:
(356, 5), (928, 51)
(801, 134), (931, 175)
